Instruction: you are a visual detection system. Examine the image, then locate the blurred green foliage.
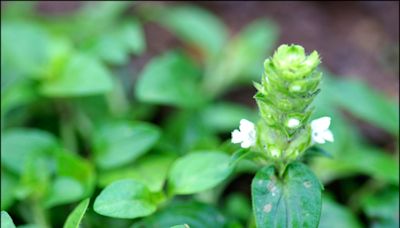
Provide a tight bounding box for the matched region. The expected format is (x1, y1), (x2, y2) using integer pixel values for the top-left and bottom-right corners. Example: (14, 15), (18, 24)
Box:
(1, 1), (398, 228)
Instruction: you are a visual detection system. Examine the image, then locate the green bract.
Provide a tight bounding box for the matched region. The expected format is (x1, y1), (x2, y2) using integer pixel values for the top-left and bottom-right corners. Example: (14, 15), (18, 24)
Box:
(254, 44), (322, 161)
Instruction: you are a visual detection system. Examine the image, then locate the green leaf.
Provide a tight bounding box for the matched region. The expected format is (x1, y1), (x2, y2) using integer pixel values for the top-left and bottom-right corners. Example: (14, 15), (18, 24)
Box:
(319, 196), (362, 228)
(63, 198), (90, 228)
(224, 193), (252, 222)
(1, 128), (58, 174)
(93, 121), (160, 169)
(251, 162), (322, 228)
(135, 51), (204, 108)
(155, 5), (227, 59)
(98, 154), (176, 192)
(131, 200), (226, 228)
(168, 151), (233, 195)
(44, 150), (95, 208)
(44, 177), (84, 208)
(332, 78), (399, 135)
(88, 19), (145, 65)
(40, 54), (113, 97)
(203, 19), (278, 96)
(1, 21), (50, 78)
(169, 225), (189, 228)
(361, 187), (399, 228)
(201, 102), (258, 132)
(1, 171), (17, 210)
(93, 179), (157, 219)
(1, 211), (16, 228)
(312, 145), (399, 185)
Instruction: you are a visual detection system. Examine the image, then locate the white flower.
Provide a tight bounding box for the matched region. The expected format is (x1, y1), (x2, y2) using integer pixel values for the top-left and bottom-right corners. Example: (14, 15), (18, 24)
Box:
(287, 118), (300, 128)
(311, 116), (334, 144)
(231, 119), (256, 148)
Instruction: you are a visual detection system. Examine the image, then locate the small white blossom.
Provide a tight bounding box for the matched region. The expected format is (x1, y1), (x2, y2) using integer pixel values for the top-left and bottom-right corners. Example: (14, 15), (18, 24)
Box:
(311, 116), (334, 144)
(287, 118), (300, 128)
(231, 119), (256, 148)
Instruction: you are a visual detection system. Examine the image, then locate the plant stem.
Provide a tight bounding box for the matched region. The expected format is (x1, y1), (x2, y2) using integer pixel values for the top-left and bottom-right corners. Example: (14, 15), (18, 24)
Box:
(31, 199), (50, 228)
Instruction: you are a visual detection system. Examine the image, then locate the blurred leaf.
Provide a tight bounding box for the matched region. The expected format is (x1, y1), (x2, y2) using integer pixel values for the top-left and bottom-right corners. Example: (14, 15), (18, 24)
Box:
(162, 111), (220, 154)
(93, 121), (160, 170)
(131, 200), (226, 228)
(169, 225), (189, 228)
(224, 193), (252, 222)
(74, 1), (132, 40)
(63, 198), (90, 228)
(201, 102), (258, 133)
(135, 51), (205, 108)
(98, 154), (176, 192)
(1, 2), (36, 20)
(87, 19), (145, 65)
(1, 129), (58, 174)
(40, 54), (113, 97)
(168, 151), (233, 195)
(1, 211), (16, 228)
(203, 19), (278, 96)
(44, 177), (84, 208)
(313, 145), (399, 185)
(1, 21), (50, 78)
(319, 196), (362, 228)
(1, 171), (17, 210)
(155, 5), (227, 59)
(44, 150), (95, 208)
(251, 162), (322, 227)
(332, 78), (399, 135)
(361, 187), (399, 228)
(93, 179), (157, 219)
(1, 79), (38, 116)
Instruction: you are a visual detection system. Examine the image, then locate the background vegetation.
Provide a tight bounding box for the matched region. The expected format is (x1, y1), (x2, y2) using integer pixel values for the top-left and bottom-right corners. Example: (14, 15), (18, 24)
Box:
(1, 1), (399, 228)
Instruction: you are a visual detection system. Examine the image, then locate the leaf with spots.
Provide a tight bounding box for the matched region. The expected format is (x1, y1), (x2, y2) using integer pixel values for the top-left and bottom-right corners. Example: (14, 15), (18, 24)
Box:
(251, 162), (322, 228)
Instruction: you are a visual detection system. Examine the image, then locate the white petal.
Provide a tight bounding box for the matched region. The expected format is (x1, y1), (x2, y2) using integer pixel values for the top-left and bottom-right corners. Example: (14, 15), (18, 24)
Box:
(241, 140), (252, 148)
(312, 132), (326, 144)
(322, 130), (334, 142)
(287, 118), (300, 128)
(311, 116), (331, 132)
(231, 130), (243, 143)
(239, 119), (254, 132)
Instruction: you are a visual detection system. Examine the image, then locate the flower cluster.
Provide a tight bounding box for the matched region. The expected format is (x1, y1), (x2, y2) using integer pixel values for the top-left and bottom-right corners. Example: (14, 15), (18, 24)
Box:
(231, 44), (333, 161)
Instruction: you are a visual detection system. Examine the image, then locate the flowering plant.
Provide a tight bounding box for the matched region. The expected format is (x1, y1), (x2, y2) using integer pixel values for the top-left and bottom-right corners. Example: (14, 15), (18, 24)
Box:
(232, 44), (334, 227)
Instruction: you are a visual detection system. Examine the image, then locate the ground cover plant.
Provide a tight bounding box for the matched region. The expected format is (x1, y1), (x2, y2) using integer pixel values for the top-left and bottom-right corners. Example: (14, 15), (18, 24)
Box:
(1, 2), (399, 228)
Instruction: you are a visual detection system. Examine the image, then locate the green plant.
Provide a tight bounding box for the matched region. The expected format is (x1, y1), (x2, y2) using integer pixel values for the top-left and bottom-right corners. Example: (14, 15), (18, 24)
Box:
(1, 2), (398, 228)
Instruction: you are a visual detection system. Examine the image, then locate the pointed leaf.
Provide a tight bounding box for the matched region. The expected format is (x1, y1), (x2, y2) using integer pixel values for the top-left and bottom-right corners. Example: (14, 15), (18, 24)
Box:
(251, 162), (322, 228)
(63, 198), (90, 228)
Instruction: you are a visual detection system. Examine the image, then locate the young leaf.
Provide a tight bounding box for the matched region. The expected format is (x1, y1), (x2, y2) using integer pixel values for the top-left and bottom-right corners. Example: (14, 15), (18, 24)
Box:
(251, 162), (322, 228)
(1, 211), (16, 228)
(168, 151), (233, 195)
(92, 121), (160, 169)
(135, 51), (204, 108)
(93, 179), (157, 219)
(63, 198), (90, 228)
(40, 54), (113, 97)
